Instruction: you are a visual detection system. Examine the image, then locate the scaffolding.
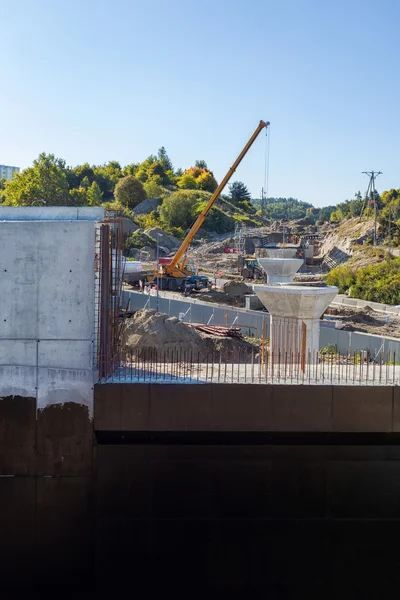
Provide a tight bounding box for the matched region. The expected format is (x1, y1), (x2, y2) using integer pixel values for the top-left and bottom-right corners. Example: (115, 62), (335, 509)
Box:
(234, 222), (246, 254)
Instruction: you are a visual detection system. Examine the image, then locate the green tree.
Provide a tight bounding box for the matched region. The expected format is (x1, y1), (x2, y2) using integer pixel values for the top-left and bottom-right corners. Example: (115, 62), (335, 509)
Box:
(122, 163), (139, 177)
(2, 152), (70, 206)
(114, 176), (146, 209)
(164, 169), (176, 185)
(143, 180), (164, 198)
(87, 181), (103, 206)
(157, 147), (173, 172)
(192, 201), (234, 233)
(0, 178), (7, 203)
(177, 173), (197, 189)
(252, 197), (313, 220)
(81, 176), (90, 189)
(318, 205), (336, 221)
(66, 162), (94, 189)
(93, 161), (122, 197)
(195, 160), (208, 169)
(135, 155), (157, 182)
(229, 181), (251, 203)
(160, 190), (202, 229)
(69, 187), (88, 206)
(196, 170), (218, 192)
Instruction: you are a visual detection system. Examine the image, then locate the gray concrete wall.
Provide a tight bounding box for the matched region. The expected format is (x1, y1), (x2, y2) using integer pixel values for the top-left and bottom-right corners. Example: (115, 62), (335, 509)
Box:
(0, 209), (104, 413)
(332, 293), (400, 316)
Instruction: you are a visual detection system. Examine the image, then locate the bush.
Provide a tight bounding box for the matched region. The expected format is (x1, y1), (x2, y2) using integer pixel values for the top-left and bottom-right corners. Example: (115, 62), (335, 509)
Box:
(125, 231), (155, 252)
(233, 215), (262, 227)
(143, 179), (165, 199)
(320, 344), (338, 355)
(325, 265), (356, 294)
(193, 202), (234, 233)
(177, 174), (197, 189)
(325, 257), (400, 304)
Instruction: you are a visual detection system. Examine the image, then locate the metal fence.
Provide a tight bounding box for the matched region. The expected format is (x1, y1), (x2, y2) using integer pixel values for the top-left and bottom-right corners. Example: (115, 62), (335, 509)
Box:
(99, 347), (400, 386)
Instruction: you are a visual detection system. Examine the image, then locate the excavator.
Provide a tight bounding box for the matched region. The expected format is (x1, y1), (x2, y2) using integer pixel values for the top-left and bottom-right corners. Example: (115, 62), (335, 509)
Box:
(147, 119), (270, 291)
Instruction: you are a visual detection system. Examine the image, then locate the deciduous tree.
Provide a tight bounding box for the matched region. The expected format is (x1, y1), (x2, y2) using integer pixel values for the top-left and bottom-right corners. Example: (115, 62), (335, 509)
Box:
(196, 170), (218, 192)
(2, 152), (70, 206)
(177, 173), (197, 190)
(114, 176), (146, 208)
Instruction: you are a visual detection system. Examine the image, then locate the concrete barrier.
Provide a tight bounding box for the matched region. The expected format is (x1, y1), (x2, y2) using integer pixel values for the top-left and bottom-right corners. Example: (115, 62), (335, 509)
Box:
(332, 294), (400, 316)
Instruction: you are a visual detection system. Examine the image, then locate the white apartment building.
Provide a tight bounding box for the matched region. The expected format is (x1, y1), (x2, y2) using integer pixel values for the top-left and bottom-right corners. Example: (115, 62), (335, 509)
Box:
(0, 164), (20, 180)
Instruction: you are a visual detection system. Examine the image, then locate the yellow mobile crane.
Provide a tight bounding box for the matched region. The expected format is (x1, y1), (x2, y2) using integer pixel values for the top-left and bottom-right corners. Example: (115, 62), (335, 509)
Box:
(148, 119), (270, 291)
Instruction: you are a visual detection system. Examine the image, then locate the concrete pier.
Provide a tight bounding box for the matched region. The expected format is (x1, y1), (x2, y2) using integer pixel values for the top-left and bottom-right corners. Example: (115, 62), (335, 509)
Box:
(254, 285), (338, 363)
(257, 257), (303, 283)
(264, 247), (298, 258)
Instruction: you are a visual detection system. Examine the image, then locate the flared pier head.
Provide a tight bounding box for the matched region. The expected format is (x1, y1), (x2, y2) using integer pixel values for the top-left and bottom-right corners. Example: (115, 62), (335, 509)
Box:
(253, 284), (338, 364)
(258, 257), (303, 284)
(264, 248), (298, 259)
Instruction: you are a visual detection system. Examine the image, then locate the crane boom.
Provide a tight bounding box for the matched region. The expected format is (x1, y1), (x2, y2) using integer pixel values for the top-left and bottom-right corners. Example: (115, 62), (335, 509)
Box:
(165, 119), (270, 278)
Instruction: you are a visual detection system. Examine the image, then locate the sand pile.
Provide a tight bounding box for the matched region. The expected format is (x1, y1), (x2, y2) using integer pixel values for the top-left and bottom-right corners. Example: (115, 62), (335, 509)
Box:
(124, 309), (256, 360)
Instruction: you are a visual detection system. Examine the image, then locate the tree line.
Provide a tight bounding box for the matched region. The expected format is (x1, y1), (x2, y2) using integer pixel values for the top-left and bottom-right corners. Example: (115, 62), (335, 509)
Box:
(0, 149), (220, 209)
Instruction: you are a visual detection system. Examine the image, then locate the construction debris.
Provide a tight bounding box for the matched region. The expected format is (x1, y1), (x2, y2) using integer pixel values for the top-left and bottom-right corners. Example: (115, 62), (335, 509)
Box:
(186, 323), (243, 338)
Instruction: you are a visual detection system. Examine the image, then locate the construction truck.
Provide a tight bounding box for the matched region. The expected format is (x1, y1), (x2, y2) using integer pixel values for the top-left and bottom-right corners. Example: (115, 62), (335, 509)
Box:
(238, 256), (265, 280)
(146, 120), (270, 291)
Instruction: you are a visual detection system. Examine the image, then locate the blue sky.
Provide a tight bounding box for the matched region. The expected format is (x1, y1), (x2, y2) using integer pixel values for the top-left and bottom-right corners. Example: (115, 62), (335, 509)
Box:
(1, 0), (399, 206)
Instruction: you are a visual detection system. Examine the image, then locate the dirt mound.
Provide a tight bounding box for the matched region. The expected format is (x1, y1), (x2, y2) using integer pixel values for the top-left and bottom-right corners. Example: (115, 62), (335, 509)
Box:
(124, 309), (255, 360)
(222, 281), (251, 298)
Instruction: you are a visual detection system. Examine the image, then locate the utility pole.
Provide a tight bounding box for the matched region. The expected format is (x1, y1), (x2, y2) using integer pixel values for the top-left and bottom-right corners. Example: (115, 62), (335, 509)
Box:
(362, 171), (382, 246)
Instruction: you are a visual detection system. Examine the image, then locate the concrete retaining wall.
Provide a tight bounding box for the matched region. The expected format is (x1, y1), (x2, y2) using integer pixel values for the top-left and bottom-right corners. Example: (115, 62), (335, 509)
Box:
(0, 210), (103, 413)
(0, 397), (93, 591)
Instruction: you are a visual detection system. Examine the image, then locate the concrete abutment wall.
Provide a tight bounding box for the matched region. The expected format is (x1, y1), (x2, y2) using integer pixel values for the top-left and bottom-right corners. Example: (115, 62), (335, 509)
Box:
(2, 383), (400, 594)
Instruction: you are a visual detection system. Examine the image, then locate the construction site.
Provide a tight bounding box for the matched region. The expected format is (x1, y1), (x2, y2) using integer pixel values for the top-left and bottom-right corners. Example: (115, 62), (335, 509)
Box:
(2, 123), (400, 595)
